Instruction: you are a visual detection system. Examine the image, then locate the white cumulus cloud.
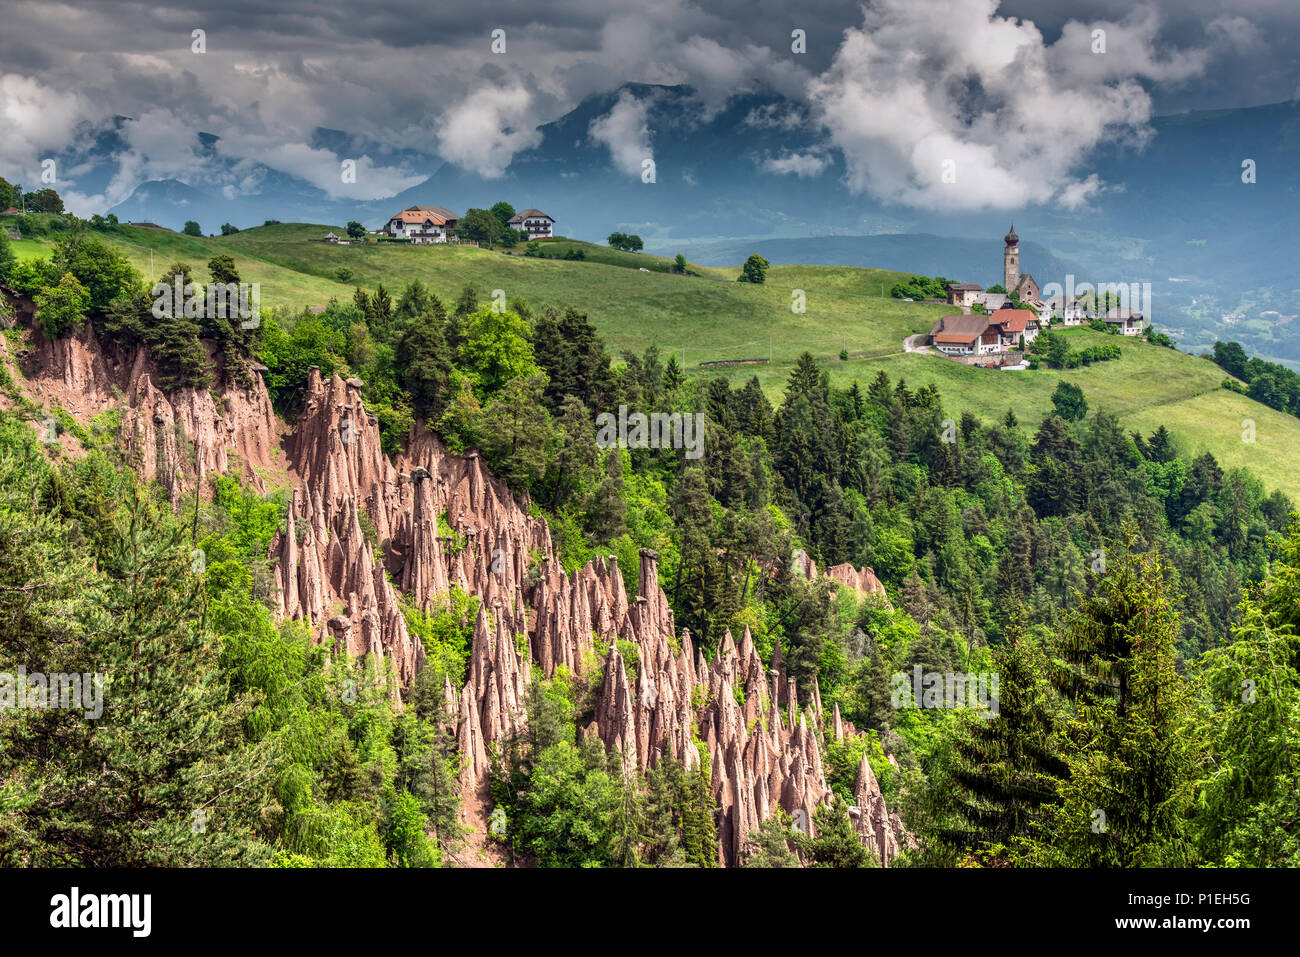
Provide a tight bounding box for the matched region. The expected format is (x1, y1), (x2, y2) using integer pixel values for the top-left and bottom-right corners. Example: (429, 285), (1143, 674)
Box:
(761, 151), (830, 178)
(437, 85), (542, 179)
(588, 89), (654, 178)
(808, 0), (1209, 212)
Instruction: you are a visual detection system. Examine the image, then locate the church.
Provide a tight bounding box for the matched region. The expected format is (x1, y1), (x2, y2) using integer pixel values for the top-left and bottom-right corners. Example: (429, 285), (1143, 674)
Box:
(1000, 224), (1041, 304)
(945, 224), (1045, 312)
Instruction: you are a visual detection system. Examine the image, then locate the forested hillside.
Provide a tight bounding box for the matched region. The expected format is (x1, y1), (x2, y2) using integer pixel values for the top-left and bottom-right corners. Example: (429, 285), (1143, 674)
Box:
(1, 225), (1298, 868)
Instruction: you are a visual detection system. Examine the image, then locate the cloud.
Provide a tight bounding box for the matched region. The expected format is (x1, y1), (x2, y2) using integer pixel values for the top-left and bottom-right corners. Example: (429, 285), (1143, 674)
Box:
(1, 0), (1294, 215)
(214, 135), (426, 199)
(436, 85), (542, 179)
(0, 73), (99, 181)
(761, 151), (830, 178)
(1056, 173), (1104, 209)
(743, 103), (807, 131)
(588, 89), (653, 177)
(808, 0), (1209, 211)
(1205, 15), (1265, 54)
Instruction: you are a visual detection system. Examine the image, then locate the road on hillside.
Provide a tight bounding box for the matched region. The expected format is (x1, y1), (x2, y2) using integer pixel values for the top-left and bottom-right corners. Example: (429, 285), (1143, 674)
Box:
(903, 334), (933, 354)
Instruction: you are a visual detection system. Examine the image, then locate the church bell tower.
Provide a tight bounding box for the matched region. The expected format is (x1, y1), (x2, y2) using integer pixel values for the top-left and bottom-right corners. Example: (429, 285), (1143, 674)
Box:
(1003, 223), (1020, 293)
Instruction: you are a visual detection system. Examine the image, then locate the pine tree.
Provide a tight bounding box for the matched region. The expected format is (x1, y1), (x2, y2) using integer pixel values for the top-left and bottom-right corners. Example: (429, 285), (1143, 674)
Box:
(643, 748), (687, 865)
(933, 626), (1066, 861)
(1027, 531), (1203, 866)
(681, 754), (719, 867)
(612, 767), (646, 868)
(394, 293), (453, 420)
(1, 483), (272, 865)
(585, 448), (627, 540)
(1196, 522), (1300, 865)
(742, 808), (799, 867)
(795, 795), (875, 867)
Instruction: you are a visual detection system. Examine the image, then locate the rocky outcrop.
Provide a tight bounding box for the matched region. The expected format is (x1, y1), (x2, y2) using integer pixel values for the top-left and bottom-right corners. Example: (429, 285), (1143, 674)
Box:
(22, 318), (280, 497)
(851, 751), (906, 866)
(825, 563), (892, 607)
(264, 371), (907, 865)
(27, 327), (909, 867)
(790, 551), (892, 611)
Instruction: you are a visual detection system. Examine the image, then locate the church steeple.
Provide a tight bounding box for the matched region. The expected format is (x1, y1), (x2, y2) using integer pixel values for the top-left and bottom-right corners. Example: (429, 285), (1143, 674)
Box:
(1003, 222), (1020, 292)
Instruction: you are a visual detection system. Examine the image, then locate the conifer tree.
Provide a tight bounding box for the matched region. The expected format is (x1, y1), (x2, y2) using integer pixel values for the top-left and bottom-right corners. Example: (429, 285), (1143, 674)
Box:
(794, 796), (875, 867)
(681, 753), (719, 867)
(932, 626), (1066, 860)
(644, 748), (687, 866)
(1027, 531), (1202, 866)
(742, 808), (799, 867)
(1196, 522), (1300, 865)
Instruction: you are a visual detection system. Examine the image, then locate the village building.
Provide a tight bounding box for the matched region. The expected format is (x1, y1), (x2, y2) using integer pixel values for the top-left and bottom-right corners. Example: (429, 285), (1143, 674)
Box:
(508, 209), (555, 238)
(972, 291), (1010, 313)
(383, 205), (459, 243)
(1044, 293), (1087, 324)
(988, 307), (1041, 349)
(1002, 223), (1043, 306)
(928, 314), (1001, 356)
(1102, 307), (1145, 335)
(946, 283), (983, 308)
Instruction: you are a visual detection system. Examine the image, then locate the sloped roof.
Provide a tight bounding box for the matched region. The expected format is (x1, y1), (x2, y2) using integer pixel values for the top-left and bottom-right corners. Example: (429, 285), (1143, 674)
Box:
(508, 209), (554, 223)
(990, 308), (1031, 333)
(391, 206), (457, 225)
(929, 313), (990, 338)
(934, 331), (981, 344)
(407, 205), (457, 219)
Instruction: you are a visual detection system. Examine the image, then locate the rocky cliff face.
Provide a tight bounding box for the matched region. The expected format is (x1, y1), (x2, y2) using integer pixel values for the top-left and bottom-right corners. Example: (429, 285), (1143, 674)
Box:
(17, 318), (280, 497)
(19, 321), (910, 866)
(270, 368), (909, 866)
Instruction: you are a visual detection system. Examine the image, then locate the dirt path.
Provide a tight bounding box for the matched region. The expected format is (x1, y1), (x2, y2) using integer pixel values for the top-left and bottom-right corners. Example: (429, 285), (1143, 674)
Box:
(903, 333), (933, 354)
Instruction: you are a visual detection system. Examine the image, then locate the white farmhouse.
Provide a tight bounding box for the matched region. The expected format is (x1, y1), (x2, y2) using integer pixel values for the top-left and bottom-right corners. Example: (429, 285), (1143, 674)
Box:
(383, 206), (459, 243)
(507, 209), (555, 238)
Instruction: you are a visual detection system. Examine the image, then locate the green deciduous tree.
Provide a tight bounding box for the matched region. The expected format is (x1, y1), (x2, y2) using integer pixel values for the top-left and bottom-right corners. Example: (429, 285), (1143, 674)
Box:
(740, 254), (770, 284)
(35, 272), (90, 337)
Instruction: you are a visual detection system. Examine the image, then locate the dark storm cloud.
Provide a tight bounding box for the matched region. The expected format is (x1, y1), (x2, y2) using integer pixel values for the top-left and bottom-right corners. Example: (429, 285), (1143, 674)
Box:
(0, 0), (1295, 214)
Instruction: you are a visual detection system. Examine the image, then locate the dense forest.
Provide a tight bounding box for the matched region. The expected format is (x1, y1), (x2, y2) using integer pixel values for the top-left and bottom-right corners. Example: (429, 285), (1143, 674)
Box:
(1, 226), (1298, 867)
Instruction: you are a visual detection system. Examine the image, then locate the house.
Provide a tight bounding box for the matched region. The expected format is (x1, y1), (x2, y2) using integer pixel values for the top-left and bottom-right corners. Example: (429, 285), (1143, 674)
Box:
(988, 308), (1041, 349)
(507, 209), (555, 238)
(1102, 307), (1145, 336)
(928, 314), (1000, 356)
(323, 232), (341, 243)
(383, 205), (458, 243)
(971, 291), (1009, 313)
(0, 206), (19, 216)
(1044, 293), (1087, 325)
(946, 283), (983, 308)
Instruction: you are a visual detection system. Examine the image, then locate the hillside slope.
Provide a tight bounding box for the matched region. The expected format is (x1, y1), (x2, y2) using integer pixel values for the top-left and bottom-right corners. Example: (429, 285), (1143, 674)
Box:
(21, 220), (1300, 500)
